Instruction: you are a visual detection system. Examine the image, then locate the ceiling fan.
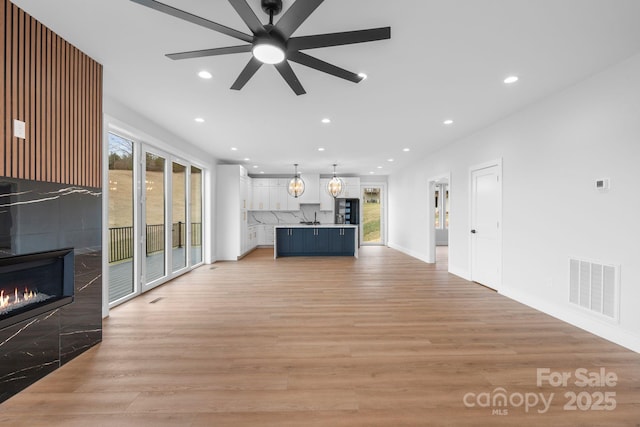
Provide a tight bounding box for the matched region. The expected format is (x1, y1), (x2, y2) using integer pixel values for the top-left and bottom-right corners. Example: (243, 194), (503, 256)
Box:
(130, 0), (391, 95)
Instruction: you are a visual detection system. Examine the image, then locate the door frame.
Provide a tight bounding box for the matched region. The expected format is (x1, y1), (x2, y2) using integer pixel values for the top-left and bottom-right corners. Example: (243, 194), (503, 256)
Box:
(427, 172), (451, 264)
(140, 145), (171, 293)
(468, 158), (503, 290)
(360, 182), (387, 246)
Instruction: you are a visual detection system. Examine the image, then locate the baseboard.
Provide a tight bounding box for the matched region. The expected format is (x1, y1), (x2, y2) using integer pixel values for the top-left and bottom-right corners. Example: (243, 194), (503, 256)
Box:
(501, 287), (640, 353)
(448, 266), (471, 281)
(387, 242), (431, 264)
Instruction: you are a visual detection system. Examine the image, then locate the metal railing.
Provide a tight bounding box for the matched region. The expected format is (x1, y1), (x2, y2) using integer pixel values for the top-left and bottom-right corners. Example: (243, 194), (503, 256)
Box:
(108, 222), (202, 263)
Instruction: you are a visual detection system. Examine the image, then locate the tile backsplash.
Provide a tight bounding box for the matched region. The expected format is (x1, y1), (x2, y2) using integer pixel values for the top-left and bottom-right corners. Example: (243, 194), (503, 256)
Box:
(249, 204), (333, 225)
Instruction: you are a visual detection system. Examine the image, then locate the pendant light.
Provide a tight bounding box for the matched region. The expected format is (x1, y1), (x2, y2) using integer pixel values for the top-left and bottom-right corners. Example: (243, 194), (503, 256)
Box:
(287, 164), (305, 198)
(327, 164), (344, 198)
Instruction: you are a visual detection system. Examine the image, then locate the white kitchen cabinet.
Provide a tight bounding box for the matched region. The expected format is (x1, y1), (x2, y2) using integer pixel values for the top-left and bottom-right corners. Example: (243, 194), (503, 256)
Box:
(252, 179), (270, 211)
(216, 165), (255, 260)
(341, 177), (361, 199)
(245, 225), (258, 253)
(269, 185), (287, 210)
(258, 224), (275, 246)
(319, 178), (334, 211)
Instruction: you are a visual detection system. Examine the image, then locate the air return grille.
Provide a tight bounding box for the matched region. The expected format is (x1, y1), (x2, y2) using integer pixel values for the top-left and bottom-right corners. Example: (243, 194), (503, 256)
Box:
(569, 258), (619, 321)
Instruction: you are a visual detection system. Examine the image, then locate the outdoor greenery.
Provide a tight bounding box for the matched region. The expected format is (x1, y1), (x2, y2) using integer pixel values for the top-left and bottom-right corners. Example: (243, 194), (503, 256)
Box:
(363, 201), (381, 242)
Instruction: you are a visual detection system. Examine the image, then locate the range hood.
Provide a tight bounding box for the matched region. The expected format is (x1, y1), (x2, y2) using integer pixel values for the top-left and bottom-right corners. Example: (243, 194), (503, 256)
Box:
(297, 174), (320, 203)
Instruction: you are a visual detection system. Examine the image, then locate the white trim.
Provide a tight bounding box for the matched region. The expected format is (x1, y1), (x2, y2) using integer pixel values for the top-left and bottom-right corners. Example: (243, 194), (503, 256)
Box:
(387, 242), (430, 264)
(360, 181), (387, 246)
(501, 287), (640, 353)
(449, 266), (471, 281)
(427, 172), (450, 264)
(468, 158), (503, 291)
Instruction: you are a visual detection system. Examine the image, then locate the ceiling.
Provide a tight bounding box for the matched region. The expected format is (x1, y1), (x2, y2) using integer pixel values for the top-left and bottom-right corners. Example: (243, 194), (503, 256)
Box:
(12, 0), (640, 176)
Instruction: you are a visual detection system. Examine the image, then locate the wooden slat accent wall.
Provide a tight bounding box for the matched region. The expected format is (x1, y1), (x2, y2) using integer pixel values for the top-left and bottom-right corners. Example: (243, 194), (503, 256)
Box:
(1, 0), (102, 188)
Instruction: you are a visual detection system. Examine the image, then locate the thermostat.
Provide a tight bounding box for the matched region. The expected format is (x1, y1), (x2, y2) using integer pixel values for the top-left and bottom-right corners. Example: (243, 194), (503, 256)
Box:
(595, 178), (610, 191)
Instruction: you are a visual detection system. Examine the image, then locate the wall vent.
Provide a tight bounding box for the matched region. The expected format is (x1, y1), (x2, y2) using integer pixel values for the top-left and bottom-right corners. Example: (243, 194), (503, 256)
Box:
(569, 258), (619, 321)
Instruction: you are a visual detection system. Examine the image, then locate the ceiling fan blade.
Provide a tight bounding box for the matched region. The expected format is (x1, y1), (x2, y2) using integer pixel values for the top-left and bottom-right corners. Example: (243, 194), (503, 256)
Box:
(228, 0), (265, 34)
(288, 27), (391, 51)
(275, 0), (324, 39)
(231, 57), (263, 90)
(274, 61), (306, 95)
(288, 51), (362, 83)
(130, 0), (253, 43)
(166, 45), (252, 60)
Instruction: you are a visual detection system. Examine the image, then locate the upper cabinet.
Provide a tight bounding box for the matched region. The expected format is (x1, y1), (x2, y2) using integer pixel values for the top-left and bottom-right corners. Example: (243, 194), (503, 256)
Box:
(250, 175), (361, 211)
(252, 179), (269, 210)
(319, 178), (334, 211)
(341, 177), (361, 199)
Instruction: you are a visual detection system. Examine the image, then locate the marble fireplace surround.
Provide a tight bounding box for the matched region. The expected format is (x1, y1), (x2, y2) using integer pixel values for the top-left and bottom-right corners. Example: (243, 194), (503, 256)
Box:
(0, 178), (102, 403)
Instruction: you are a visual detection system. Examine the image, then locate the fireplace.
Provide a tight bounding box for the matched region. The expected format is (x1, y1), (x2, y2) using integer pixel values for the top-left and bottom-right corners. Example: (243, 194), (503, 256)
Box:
(0, 248), (74, 330)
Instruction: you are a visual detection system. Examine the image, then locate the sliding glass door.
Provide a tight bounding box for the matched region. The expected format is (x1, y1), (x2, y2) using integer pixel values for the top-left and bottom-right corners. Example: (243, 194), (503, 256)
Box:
(107, 132), (206, 307)
(143, 150), (167, 287)
(190, 166), (203, 266)
(107, 134), (136, 303)
(172, 161), (187, 273)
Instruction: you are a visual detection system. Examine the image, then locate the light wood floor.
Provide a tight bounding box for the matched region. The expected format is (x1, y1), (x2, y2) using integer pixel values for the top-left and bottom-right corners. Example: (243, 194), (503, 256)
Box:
(2, 247), (640, 426)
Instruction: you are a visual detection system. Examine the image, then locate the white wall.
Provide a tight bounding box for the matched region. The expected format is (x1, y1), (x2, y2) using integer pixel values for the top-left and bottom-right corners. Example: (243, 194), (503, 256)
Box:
(388, 53), (640, 352)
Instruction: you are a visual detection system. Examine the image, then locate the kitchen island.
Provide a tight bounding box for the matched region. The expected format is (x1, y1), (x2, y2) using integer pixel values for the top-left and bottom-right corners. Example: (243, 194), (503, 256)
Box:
(274, 224), (358, 258)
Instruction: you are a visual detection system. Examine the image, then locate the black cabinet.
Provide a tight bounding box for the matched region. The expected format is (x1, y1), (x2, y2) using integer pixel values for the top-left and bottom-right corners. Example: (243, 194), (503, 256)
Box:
(276, 227), (356, 257)
(275, 228), (291, 254)
(328, 228), (355, 255)
(276, 228), (307, 256)
(303, 228), (330, 254)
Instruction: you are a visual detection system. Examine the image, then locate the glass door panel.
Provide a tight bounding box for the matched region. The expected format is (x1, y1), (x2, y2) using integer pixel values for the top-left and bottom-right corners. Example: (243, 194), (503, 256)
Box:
(190, 166), (203, 265)
(172, 162), (187, 272)
(362, 187), (383, 244)
(107, 133), (135, 303)
(144, 152), (166, 284)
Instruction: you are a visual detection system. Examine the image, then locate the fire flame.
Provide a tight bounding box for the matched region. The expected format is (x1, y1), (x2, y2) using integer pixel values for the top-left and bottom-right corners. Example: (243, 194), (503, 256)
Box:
(0, 287), (38, 309)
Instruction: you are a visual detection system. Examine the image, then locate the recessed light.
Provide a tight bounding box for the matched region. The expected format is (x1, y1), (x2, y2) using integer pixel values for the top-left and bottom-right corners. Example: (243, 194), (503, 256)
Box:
(377, 166), (383, 169)
(260, 171), (265, 174)
(321, 118), (331, 124)
(318, 147), (325, 152)
(403, 148), (410, 152)
(243, 158), (250, 161)
(231, 147), (238, 151)
(387, 158), (394, 162)
(253, 165), (259, 169)
(194, 117), (205, 123)
(358, 72), (368, 80)
(198, 70), (212, 79)
(369, 171), (375, 175)
(504, 75), (519, 84)
(443, 119), (454, 125)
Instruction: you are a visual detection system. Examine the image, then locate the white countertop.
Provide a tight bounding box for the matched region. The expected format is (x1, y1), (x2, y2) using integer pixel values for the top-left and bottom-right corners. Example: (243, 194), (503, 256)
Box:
(274, 224), (358, 228)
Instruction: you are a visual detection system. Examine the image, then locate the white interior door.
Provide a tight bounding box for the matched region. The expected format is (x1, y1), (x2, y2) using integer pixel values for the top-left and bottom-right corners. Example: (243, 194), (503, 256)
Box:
(470, 164), (501, 289)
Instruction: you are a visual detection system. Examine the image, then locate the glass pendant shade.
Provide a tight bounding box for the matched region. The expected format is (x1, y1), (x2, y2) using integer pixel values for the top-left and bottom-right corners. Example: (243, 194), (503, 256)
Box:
(287, 164), (305, 198)
(327, 164), (344, 198)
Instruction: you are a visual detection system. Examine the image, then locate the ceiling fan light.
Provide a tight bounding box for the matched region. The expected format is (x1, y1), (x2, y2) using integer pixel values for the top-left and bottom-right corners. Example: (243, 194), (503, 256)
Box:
(252, 43), (285, 64)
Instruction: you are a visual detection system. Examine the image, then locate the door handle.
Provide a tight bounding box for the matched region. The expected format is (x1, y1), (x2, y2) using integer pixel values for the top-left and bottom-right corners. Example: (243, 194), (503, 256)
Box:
(471, 229), (477, 234)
